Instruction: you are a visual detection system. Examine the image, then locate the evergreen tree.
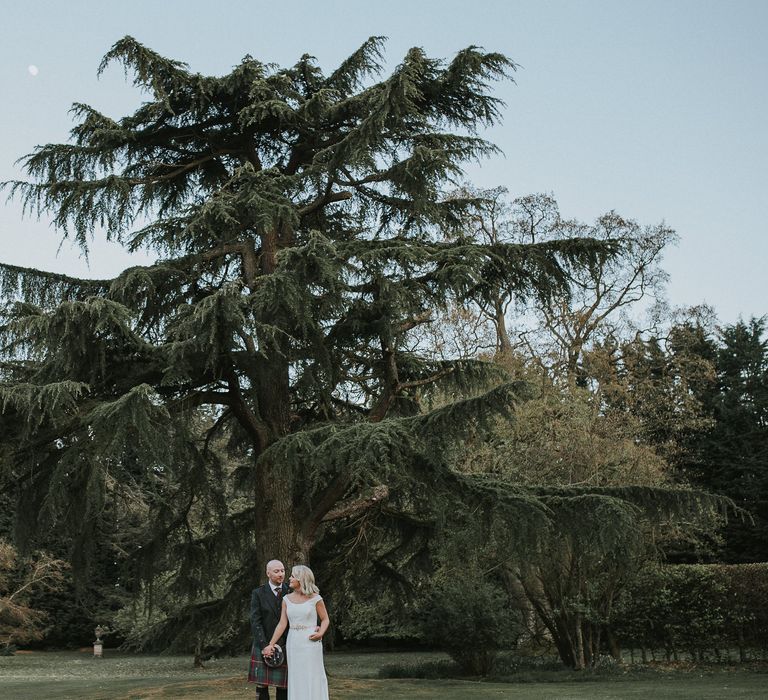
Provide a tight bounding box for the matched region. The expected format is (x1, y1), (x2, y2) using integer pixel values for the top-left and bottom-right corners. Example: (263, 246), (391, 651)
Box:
(0, 37), (721, 652)
(683, 318), (768, 561)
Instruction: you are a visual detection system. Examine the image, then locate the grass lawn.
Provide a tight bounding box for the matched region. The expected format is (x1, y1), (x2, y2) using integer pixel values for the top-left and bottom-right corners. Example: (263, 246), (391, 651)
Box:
(1, 650), (766, 699)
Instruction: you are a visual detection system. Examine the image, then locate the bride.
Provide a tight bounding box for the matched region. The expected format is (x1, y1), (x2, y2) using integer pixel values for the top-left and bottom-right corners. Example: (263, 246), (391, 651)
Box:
(265, 564), (330, 700)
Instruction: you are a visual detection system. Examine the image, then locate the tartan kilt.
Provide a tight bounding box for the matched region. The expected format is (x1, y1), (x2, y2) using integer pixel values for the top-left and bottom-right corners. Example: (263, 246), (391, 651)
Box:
(248, 643), (288, 689)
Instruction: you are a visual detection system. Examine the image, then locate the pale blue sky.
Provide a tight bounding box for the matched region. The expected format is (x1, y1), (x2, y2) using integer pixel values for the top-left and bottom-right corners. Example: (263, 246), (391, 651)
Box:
(1, 0), (766, 324)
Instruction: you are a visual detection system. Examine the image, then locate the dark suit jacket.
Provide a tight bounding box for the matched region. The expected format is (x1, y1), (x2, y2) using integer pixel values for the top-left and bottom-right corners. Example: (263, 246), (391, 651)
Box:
(250, 582), (290, 659)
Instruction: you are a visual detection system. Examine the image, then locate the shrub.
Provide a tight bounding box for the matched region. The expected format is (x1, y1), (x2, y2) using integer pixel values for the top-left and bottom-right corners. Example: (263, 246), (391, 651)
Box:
(417, 577), (525, 675)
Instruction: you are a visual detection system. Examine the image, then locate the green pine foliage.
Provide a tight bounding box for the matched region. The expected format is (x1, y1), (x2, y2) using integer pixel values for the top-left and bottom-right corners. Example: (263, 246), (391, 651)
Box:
(678, 318), (768, 562)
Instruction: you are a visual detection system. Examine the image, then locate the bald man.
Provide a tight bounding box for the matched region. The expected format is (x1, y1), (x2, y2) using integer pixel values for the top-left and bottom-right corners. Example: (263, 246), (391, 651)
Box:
(248, 559), (290, 700)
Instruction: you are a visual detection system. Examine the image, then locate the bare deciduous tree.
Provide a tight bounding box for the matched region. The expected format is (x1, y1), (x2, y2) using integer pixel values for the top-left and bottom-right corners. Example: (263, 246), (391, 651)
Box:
(0, 540), (68, 651)
(447, 187), (677, 383)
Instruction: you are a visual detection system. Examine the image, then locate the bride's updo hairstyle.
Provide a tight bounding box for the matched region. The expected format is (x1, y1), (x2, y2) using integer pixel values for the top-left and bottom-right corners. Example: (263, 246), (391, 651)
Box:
(291, 565), (320, 596)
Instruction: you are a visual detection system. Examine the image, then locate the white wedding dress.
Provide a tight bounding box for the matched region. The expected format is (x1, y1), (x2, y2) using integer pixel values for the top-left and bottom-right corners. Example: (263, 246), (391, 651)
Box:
(286, 595), (329, 700)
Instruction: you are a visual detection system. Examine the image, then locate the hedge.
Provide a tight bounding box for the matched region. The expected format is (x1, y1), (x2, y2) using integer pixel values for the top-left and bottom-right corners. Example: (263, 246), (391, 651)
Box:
(611, 563), (768, 661)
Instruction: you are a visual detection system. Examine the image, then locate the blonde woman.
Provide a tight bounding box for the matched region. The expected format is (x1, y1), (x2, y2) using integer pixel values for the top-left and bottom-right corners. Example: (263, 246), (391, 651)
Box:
(265, 564), (330, 700)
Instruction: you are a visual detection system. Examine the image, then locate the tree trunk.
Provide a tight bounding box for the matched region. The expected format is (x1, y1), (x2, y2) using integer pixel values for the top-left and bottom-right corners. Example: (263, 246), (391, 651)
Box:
(245, 224), (309, 570)
(607, 627), (621, 660)
(574, 614), (586, 670)
(493, 299), (513, 355)
(550, 627), (576, 669)
(590, 624), (601, 666)
(253, 465), (311, 571)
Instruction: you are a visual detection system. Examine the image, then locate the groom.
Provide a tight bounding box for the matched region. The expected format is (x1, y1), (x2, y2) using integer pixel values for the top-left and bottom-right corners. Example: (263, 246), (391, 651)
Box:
(249, 559), (290, 700)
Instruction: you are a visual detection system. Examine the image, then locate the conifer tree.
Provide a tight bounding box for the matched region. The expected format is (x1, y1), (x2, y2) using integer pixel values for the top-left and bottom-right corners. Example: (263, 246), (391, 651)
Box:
(0, 37), (721, 651)
(682, 318), (768, 562)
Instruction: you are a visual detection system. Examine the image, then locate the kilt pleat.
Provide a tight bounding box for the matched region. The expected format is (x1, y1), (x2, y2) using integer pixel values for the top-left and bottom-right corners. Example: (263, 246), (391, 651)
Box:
(248, 643), (288, 689)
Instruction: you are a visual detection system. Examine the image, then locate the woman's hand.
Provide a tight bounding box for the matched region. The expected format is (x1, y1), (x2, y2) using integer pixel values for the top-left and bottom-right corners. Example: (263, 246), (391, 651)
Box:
(262, 644), (274, 656)
(308, 632), (323, 641)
